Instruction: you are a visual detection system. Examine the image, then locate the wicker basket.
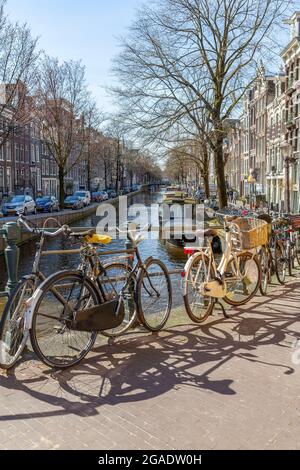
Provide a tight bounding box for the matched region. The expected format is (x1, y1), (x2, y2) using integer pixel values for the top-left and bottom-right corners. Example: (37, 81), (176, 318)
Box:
(229, 218), (268, 251)
(289, 214), (300, 230)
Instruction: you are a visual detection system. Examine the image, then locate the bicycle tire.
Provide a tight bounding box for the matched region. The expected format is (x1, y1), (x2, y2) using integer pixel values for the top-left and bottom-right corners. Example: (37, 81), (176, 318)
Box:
(0, 277), (35, 369)
(183, 252), (214, 323)
(224, 251), (261, 306)
(274, 240), (286, 285)
(100, 263), (138, 338)
(296, 232), (300, 267)
(136, 258), (172, 332)
(30, 270), (99, 369)
(259, 246), (270, 296)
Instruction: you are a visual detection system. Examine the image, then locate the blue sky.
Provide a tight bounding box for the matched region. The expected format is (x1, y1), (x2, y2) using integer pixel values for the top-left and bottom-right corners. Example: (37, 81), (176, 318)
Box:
(5, 0), (142, 113)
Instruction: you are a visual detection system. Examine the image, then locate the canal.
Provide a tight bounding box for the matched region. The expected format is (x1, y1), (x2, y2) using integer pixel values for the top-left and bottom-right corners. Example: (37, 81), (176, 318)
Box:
(0, 190), (186, 307)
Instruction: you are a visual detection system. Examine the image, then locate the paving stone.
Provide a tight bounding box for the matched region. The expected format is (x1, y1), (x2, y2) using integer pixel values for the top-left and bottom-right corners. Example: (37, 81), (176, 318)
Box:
(1, 275), (300, 449)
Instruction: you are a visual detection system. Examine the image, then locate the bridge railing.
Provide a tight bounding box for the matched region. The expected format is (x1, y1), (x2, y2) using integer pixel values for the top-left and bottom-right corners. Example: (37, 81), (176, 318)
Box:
(0, 221), (21, 298)
(0, 221), (184, 299)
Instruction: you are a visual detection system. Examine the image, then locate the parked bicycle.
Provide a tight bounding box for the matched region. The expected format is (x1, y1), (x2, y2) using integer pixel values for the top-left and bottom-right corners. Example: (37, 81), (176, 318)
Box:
(182, 215), (263, 323)
(257, 214), (287, 295)
(0, 219), (172, 369)
(10, 223), (171, 369)
(0, 216), (68, 369)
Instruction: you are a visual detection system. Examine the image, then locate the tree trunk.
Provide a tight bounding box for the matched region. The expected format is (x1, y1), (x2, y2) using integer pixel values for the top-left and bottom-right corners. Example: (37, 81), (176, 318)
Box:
(203, 172), (210, 199)
(59, 167), (65, 208)
(202, 145), (210, 199)
(87, 158), (91, 192)
(213, 134), (227, 209)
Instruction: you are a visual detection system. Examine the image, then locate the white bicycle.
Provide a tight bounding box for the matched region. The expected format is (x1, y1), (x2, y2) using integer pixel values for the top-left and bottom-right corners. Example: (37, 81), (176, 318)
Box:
(183, 215), (264, 323)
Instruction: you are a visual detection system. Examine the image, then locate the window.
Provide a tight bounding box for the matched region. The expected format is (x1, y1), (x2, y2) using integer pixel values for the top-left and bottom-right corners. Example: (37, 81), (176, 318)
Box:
(6, 142), (11, 162)
(0, 145), (3, 161)
(36, 144), (40, 163)
(31, 144), (35, 163)
(6, 167), (11, 191)
(36, 167), (41, 191)
(15, 143), (19, 162)
(0, 166), (4, 189)
(20, 144), (24, 162)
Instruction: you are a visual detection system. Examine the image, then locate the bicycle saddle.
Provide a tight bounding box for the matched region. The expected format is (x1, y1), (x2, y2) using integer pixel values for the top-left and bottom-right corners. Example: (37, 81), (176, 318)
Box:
(84, 234), (112, 245)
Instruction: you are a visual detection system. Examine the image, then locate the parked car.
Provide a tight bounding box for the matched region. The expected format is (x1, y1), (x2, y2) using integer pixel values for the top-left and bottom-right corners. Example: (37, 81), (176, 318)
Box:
(195, 188), (205, 202)
(92, 191), (101, 202)
(2, 195), (36, 216)
(64, 195), (84, 210)
(36, 196), (60, 213)
(131, 184), (140, 192)
(107, 189), (117, 199)
(73, 190), (91, 206)
(98, 190), (108, 201)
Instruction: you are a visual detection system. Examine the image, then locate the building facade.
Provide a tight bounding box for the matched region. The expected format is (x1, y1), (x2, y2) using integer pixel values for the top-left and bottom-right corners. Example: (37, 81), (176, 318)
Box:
(224, 11), (300, 212)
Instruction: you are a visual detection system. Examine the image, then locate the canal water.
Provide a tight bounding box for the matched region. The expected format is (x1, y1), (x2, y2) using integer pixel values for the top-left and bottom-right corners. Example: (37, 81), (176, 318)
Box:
(0, 191), (186, 305)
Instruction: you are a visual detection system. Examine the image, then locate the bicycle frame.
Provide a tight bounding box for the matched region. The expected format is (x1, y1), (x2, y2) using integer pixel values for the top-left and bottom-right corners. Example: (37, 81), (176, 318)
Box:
(184, 222), (257, 299)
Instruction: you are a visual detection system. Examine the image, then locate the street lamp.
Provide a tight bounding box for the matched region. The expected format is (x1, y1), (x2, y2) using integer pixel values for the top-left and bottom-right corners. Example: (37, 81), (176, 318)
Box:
(280, 142), (296, 214)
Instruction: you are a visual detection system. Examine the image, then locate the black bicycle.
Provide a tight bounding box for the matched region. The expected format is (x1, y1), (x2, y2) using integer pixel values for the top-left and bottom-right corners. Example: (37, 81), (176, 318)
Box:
(29, 224), (172, 368)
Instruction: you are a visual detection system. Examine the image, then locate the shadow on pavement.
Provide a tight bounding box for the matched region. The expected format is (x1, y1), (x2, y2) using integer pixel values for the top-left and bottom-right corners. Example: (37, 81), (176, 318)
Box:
(0, 279), (299, 422)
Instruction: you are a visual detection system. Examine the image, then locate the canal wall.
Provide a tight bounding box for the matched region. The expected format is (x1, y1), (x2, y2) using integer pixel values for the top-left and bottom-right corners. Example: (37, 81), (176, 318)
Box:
(0, 189), (144, 254)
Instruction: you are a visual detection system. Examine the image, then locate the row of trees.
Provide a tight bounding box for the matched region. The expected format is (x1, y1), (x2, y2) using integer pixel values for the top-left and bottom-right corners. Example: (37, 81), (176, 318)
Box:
(112, 0), (295, 208)
(0, 0), (161, 205)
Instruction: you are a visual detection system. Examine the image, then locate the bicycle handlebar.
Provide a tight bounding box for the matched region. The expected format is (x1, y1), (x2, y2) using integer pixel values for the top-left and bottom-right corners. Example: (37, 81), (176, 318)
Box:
(17, 215), (68, 238)
(117, 223), (150, 245)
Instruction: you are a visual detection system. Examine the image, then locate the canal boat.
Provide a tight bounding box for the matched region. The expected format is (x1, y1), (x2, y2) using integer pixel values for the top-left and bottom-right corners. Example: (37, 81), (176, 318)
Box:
(162, 186), (197, 205)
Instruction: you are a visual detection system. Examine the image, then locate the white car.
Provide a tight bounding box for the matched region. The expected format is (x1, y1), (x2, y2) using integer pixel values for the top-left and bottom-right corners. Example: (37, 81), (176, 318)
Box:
(2, 195), (36, 216)
(74, 191), (91, 206)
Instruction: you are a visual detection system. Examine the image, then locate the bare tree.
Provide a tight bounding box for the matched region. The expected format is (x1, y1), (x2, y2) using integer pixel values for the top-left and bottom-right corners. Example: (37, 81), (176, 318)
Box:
(34, 56), (89, 205)
(0, 0), (38, 146)
(112, 0), (294, 208)
(82, 99), (104, 192)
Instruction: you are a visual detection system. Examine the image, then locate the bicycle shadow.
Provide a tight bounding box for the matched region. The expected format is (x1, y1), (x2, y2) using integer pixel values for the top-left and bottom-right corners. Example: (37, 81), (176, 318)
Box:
(0, 277), (298, 423)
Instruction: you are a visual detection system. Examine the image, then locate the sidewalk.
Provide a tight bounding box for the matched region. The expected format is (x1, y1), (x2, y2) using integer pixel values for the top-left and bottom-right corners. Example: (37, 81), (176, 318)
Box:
(0, 275), (300, 450)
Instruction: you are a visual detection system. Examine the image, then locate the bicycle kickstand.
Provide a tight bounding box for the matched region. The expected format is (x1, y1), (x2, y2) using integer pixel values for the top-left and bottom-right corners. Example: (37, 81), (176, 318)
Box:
(212, 298), (228, 318)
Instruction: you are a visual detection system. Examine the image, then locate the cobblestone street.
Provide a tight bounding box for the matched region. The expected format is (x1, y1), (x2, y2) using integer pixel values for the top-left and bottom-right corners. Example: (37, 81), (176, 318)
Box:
(1, 275), (300, 450)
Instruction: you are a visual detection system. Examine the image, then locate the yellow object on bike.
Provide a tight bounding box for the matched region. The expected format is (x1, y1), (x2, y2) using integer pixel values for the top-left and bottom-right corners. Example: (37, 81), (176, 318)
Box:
(84, 234), (112, 245)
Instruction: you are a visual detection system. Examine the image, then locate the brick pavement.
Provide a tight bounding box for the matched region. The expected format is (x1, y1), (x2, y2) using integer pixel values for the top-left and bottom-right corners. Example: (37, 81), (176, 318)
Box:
(1, 275), (300, 450)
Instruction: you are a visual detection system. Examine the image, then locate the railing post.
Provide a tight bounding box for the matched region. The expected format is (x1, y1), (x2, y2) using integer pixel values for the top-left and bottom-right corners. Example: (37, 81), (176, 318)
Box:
(0, 221), (21, 296)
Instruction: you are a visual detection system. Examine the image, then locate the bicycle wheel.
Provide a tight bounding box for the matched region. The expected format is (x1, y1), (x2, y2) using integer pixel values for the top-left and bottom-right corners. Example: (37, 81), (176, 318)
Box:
(286, 242), (293, 276)
(224, 252), (261, 306)
(274, 240), (286, 285)
(30, 271), (99, 369)
(137, 258), (172, 332)
(183, 252), (214, 323)
(0, 277), (35, 369)
(259, 246), (270, 296)
(295, 233), (300, 267)
(100, 263), (137, 338)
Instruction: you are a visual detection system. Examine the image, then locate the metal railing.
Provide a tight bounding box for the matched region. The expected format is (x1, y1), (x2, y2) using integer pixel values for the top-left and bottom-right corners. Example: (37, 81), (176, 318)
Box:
(0, 221), (185, 299)
(0, 221), (21, 297)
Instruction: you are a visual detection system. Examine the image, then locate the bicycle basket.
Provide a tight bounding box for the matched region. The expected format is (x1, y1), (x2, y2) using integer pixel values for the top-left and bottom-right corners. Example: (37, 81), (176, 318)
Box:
(289, 214), (300, 230)
(229, 217), (268, 251)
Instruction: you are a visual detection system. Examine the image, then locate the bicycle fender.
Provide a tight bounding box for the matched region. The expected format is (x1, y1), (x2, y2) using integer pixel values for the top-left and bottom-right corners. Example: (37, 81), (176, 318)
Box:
(183, 251), (206, 277)
(24, 287), (44, 330)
